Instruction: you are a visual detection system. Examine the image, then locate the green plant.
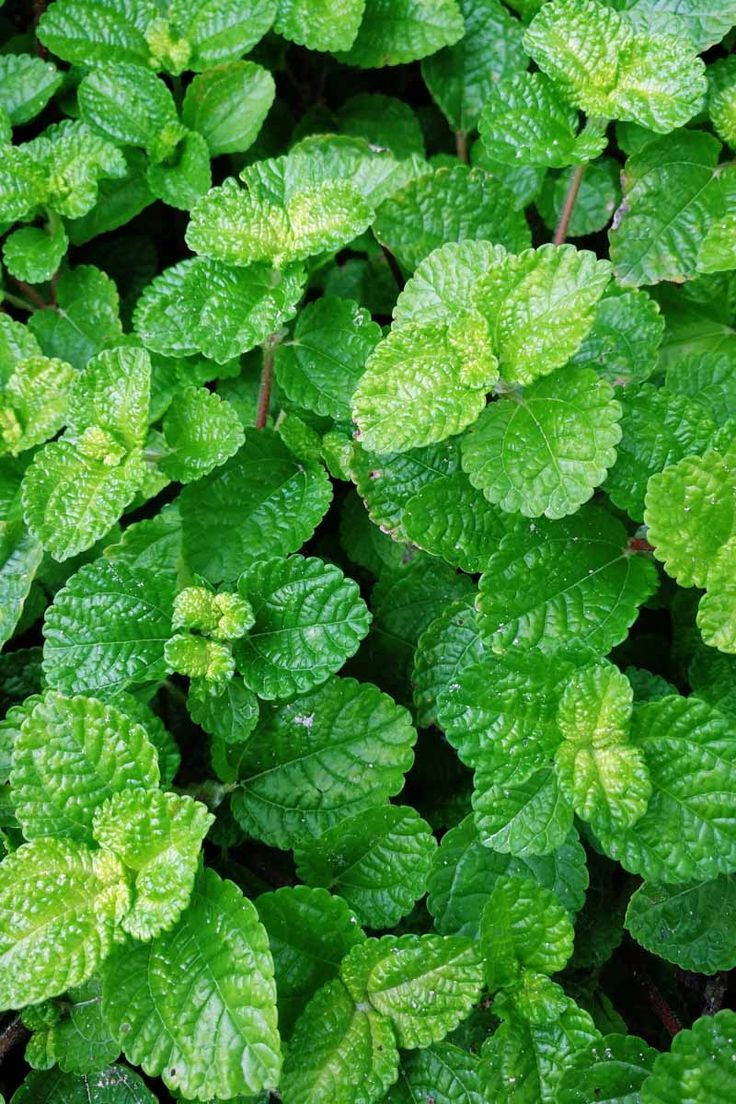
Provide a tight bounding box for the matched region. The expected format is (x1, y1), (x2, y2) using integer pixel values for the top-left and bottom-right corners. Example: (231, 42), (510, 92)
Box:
(0, 0), (735, 1101)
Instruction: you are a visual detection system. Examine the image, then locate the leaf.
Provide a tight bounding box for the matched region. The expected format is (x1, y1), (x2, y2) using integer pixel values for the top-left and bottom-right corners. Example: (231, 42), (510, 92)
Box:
(0, 355), (74, 457)
(373, 165), (530, 272)
(644, 443), (736, 588)
(352, 318), (498, 454)
(473, 757), (574, 858)
(340, 934), (484, 1048)
(427, 816), (588, 938)
(524, 0), (706, 132)
(0, 838), (129, 1009)
(180, 429), (332, 584)
(78, 62), (182, 161)
(24, 978), (120, 1076)
(11, 1066), (157, 1103)
(478, 72), (607, 169)
(295, 805), (437, 927)
(275, 0), (366, 51)
(609, 131), (724, 287)
(186, 153), (373, 267)
(27, 120), (127, 219)
(28, 266), (122, 371)
(37, 0), (155, 66)
(182, 60), (275, 155)
(274, 297), (382, 421)
(10, 690), (159, 844)
(65, 149), (154, 247)
(231, 675), (415, 848)
(171, 0), (279, 71)
(0, 54), (61, 125)
(626, 875), (736, 974)
(279, 977), (399, 1104)
(103, 867), (281, 1100)
(336, 93), (425, 159)
(0, 316), (42, 383)
(0, 506), (43, 650)
(68, 345), (150, 452)
(698, 536), (736, 653)
(538, 158), (621, 238)
(462, 365), (622, 519)
(145, 128), (211, 211)
(476, 507), (657, 655)
(571, 288), (664, 384)
(596, 696), (736, 882)
(188, 676), (259, 744)
(234, 556), (371, 700)
(393, 239), (507, 330)
(256, 885), (366, 1038)
(611, 0), (736, 51)
(421, 0), (528, 134)
(555, 663), (651, 832)
(42, 559), (175, 697)
(412, 597), (484, 727)
(641, 1010), (736, 1104)
(334, 0), (465, 67)
(2, 219), (68, 284)
(158, 386), (244, 483)
(93, 789), (213, 941)
(556, 1033), (658, 1104)
(385, 1043), (483, 1104)
(480, 874), (574, 990)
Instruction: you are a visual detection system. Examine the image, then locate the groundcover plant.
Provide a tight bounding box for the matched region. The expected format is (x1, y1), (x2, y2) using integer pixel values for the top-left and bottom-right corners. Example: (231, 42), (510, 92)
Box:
(0, 0), (736, 1101)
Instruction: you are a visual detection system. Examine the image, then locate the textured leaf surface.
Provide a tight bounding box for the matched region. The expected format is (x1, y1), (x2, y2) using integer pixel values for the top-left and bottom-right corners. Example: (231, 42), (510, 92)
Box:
(78, 62), (181, 160)
(571, 289), (664, 384)
(698, 536), (736, 654)
(43, 560), (175, 697)
(480, 874), (574, 990)
(275, 0), (365, 50)
(295, 805), (436, 927)
(556, 1033), (657, 1104)
(103, 867), (280, 1100)
(182, 60), (275, 156)
(231, 675), (415, 847)
(234, 556), (370, 699)
(24, 978), (120, 1076)
(12, 1066), (157, 1103)
(626, 876), (736, 973)
(351, 438), (460, 541)
(472, 757), (574, 857)
(641, 1010), (736, 1104)
(412, 597), (484, 727)
(385, 1043), (483, 1104)
(159, 387), (244, 483)
(335, 0), (465, 67)
(0, 839), (128, 1009)
(0, 355), (74, 457)
(0, 54), (61, 125)
(462, 365), (621, 519)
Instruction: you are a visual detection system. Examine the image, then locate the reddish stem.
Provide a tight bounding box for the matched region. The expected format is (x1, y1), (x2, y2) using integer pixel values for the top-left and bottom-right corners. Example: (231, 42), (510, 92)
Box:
(12, 279), (49, 311)
(629, 537), (655, 553)
(0, 1017), (28, 1064)
(255, 337), (278, 429)
(553, 163), (587, 246)
(635, 968), (682, 1037)
(455, 130), (468, 164)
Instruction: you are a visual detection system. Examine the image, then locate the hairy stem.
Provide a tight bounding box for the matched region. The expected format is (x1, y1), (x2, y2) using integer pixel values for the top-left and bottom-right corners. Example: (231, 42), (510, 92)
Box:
(256, 334), (280, 430)
(382, 245), (405, 292)
(0, 1016), (28, 1064)
(553, 162), (587, 246)
(455, 130), (468, 164)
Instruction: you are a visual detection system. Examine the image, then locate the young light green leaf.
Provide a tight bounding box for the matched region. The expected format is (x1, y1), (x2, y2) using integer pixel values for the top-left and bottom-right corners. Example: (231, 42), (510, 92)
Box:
(158, 387), (244, 483)
(182, 60), (275, 155)
(26, 120), (127, 219)
(274, 297), (381, 421)
(615, 0), (736, 50)
(0, 503), (43, 650)
(231, 675), (415, 847)
(462, 365), (622, 519)
(274, 0), (366, 50)
(393, 239), (508, 330)
(92, 789), (213, 941)
(67, 345), (150, 452)
(103, 867), (281, 1100)
(2, 218), (68, 285)
(234, 556), (371, 700)
(341, 934), (483, 1048)
(256, 885), (366, 1039)
(556, 1033), (658, 1104)
(626, 875), (736, 974)
(334, 0), (465, 67)
(0, 356), (74, 457)
(641, 1010), (736, 1104)
(0, 839), (129, 1009)
(698, 536), (736, 654)
(180, 430), (332, 584)
(42, 559), (175, 697)
(10, 690), (159, 844)
(480, 874), (574, 990)
(295, 805), (437, 928)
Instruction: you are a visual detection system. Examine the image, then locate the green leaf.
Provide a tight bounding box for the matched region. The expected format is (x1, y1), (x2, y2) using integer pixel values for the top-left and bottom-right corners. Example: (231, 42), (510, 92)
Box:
(556, 1033), (658, 1104)
(0, 838), (129, 1009)
(698, 536), (736, 653)
(103, 866), (281, 1099)
(274, 297), (382, 421)
(427, 816), (588, 938)
(188, 675), (259, 744)
(231, 675), (415, 847)
(11, 690), (160, 844)
(37, 0), (155, 67)
(480, 873), (574, 990)
(373, 165), (530, 272)
(473, 757), (574, 858)
(537, 158), (621, 238)
(393, 239), (508, 330)
(256, 885), (366, 1038)
(186, 152), (374, 267)
(611, 0), (736, 51)
(571, 288), (664, 384)
(0, 54), (61, 125)
(280, 977), (399, 1104)
(234, 556), (371, 700)
(413, 597), (484, 727)
(65, 149), (154, 247)
(626, 875), (736, 973)
(524, 0), (706, 132)
(180, 430), (332, 584)
(462, 365), (621, 519)
(43, 559), (175, 697)
(295, 805), (437, 927)
(274, 0), (366, 50)
(93, 789), (213, 940)
(2, 219), (68, 284)
(609, 131), (725, 287)
(596, 696), (736, 882)
(555, 663), (651, 832)
(67, 345), (149, 452)
(12, 1066), (157, 1103)
(385, 1043), (483, 1104)
(182, 60), (275, 156)
(134, 256), (305, 364)
(476, 245), (612, 387)
(421, 0), (528, 134)
(341, 934), (483, 1048)
(334, 0), (464, 67)
(0, 502), (43, 649)
(78, 62), (182, 161)
(112, 691), (180, 788)
(28, 266), (122, 371)
(146, 128), (211, 211)
(27, 120), (127, 219)
(171, 0), (279, 71)
(336, 93), (425, 159)
(158, 386), (244, 483)
(24, 979), (120, 1076)
(0, 316), (41, 382)
(478, 72), (607, 169)
(644, 443), (736, 588)
(641, 1010), (736, 1104)
(476, 507), (657, 655)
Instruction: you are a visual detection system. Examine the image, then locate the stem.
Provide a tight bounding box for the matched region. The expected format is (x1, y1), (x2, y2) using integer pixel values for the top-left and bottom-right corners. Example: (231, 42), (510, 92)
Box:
(0, 1016), (28, 1064)
(628, 537), (655, 553)
(174, 780), (237, 810)
(381, 245), (405, 292)
(2, 291), (38, 312)
(33, 0), (48, 58)
(553, 162), (587, 246)
(255, 334), (280, 430)
(455, 130), (468, 164)
(12, 279), (50, 311)
(634, 967), (682, 1037)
